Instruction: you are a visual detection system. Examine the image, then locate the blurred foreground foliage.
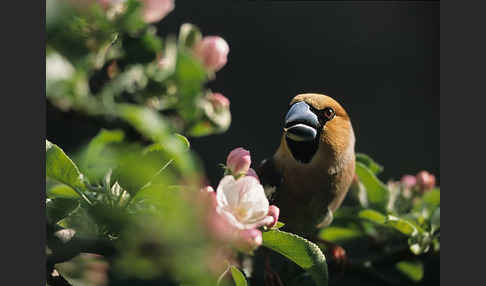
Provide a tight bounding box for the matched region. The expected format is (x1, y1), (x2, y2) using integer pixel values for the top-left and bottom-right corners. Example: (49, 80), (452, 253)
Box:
(46, 1), (439, 286)
(315, 155), (440, 286)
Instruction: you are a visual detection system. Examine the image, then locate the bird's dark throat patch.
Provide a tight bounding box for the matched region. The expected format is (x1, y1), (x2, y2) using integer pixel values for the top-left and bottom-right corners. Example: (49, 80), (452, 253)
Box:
(286, 132), (320, 164)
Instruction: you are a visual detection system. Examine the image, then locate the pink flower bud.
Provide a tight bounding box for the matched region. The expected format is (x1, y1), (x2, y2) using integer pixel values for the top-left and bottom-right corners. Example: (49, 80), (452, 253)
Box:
(237, 229), (262, 252)
(226, 148), (251, 176)
(140, 0), (174, 23)
(266, 205), (280, 229)
(207, 92), (230, 110)
(193, 36), (229, 72)
(416, 171), (436, 192)
(246, 168), (260, 182)
(400, 175), (417, 189)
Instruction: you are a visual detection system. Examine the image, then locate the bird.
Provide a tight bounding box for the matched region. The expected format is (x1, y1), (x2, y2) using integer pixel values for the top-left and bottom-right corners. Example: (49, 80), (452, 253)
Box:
(257, 93), (356, 238)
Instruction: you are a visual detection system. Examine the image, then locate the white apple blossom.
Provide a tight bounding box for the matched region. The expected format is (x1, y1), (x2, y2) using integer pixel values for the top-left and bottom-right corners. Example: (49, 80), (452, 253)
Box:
(215, 175), (274, 230)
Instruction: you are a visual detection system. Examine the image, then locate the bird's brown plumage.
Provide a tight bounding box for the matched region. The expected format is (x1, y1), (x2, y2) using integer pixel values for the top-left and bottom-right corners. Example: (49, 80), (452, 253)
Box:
(258, 93), (356, 237)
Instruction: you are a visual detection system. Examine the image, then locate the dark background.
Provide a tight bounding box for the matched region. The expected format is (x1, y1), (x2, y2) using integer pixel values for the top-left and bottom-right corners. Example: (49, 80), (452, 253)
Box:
(47, 1), (439, 186)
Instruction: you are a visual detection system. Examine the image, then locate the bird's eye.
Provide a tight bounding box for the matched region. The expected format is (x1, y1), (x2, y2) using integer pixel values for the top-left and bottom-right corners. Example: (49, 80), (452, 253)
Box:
(322, 107), (335, 120)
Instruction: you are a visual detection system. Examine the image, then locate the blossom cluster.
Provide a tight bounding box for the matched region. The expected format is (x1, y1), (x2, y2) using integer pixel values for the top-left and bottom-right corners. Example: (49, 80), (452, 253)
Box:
(95, 0), (231, 111)
(201, 148), (279, 253)
(400, 170), (437, 196)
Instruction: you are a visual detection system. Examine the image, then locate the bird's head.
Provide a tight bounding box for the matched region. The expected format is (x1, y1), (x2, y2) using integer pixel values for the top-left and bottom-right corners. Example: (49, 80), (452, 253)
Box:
(280, 93), (355, 165)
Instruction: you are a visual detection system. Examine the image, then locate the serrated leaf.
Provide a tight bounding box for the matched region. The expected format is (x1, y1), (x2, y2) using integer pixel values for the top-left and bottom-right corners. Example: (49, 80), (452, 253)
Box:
(356, 153), (383, 175)
(318, 227), (363, 243)
(358, 209), (386, 225)
(46, 198), (79, 224)
(355, 162), (389, 209)
(262, 230), (328, 286)
(230, 266), (247, 286)
(46, 140), (86, 192)
(395, 261), (424, 282)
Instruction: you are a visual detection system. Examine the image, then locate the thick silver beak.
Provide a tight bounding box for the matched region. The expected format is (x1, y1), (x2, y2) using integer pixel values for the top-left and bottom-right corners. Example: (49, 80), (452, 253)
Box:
(284, 101), (319, 142)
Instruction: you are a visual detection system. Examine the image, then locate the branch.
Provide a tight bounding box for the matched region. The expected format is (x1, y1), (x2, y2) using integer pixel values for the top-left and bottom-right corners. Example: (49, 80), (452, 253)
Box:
(47, 235), (116, 265)
(47, 224), (116, 266)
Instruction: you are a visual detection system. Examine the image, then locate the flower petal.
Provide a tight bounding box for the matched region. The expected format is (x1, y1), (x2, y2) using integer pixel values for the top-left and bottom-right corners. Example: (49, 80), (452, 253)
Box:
(216, 175), (238, 208)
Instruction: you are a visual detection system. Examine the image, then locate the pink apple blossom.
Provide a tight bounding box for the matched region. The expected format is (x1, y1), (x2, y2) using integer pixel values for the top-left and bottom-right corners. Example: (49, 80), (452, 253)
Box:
(207, 92), (230, 110)
(215, 176), (274, 230)
(193, 36), (229, 72)
(236, 229), (263, 252)
(266, 205), (280, 229)
(140, 0), (174, 23)
(400, 174), (417, 189)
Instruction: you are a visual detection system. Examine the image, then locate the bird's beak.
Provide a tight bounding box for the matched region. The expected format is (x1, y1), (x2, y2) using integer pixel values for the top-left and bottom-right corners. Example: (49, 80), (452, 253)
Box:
(284, 101), (319, 142)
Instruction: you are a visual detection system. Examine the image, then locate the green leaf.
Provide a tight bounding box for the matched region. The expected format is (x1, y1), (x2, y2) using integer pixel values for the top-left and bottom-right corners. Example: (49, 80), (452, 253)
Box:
(358, 209), (386, 225)
(386, 215), (419, 236)
(187, 121), (215, 137)
(356, 153), (383, 175)
(174, 133), (191, 150)
(431, 207), (440, 233)
(82, 129), (124, 163)
(46, 140), (86, 192)
(272, 221), (285, 230)
(359, 210), (422, 237)
(262, 230), (328, 286)
(117, 104), (198, 176)
(117, 104), (171, 142)
(395, 261), (424, 282)
(355, 162), (389, 209)
(46, 198), (79, 224)
(47, 184), (80, 199)
(144, 134), (190, 154)
(230, 266), (247, 286)
(422, 188), (440, 207)
(318, 227), (363, 243)
(88, 129), (124, 147)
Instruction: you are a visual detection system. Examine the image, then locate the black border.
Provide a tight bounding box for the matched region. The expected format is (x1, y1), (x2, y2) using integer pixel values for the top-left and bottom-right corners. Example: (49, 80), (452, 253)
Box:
(3, 0), (45, 285)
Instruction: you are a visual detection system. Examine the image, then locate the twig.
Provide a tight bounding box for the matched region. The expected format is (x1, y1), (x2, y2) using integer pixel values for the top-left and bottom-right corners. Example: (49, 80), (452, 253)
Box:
(217, 262), (231, 285)
(47, 224), (116, 266)
(139, 159), (174, 190)
(47, 236), (116, 266)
